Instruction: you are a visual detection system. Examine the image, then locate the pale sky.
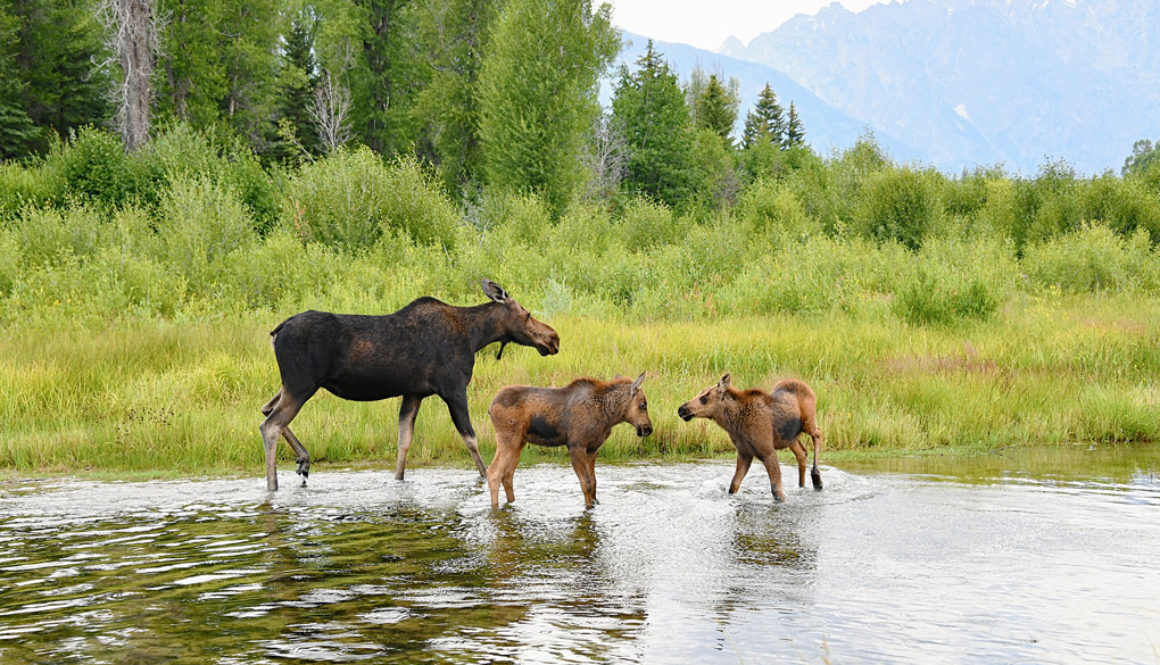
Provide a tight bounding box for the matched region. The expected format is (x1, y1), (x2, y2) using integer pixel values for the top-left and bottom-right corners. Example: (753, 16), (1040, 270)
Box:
(604, 0), (890, 51)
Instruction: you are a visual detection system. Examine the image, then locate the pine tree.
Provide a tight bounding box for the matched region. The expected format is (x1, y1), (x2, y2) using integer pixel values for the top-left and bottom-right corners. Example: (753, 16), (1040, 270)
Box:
(694, 74), (738, 147)
(0, 5), (37, 159)
(742, 83), (784, 149)
(611, 40), (696, 208)
(784, 101), (805, 148)
(479, 0), (619, 213)
(275, 8), (322, 157)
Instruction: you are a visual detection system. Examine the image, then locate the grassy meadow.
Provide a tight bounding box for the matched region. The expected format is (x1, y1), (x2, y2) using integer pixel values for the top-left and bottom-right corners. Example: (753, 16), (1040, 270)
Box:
(2, 127), (1160, 477)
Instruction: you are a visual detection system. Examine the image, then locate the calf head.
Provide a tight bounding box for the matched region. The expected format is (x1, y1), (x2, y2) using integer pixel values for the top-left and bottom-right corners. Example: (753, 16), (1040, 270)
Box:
(623, 372), (653, 437)
(482, 278), (560, 358)
(678, 373), (732, 422)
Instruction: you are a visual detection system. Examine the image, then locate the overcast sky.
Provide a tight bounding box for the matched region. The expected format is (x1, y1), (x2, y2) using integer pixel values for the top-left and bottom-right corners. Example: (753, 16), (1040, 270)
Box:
(604, 0), (889, 51)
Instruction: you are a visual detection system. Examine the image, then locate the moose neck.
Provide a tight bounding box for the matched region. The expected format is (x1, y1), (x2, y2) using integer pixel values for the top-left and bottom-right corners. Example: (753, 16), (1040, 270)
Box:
(463, 301), (511, 353)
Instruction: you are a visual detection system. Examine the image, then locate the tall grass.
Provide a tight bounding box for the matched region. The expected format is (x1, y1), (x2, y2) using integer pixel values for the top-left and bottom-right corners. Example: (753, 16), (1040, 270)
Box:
(3, 124), (1160, 475)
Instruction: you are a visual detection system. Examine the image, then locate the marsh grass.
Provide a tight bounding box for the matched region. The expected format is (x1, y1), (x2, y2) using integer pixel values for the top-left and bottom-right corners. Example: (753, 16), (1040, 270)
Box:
(3, 294), (1157, 477)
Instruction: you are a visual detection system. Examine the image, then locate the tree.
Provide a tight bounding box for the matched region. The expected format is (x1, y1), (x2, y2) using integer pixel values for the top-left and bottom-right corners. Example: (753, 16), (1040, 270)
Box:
(478, 0), (619, 213)
(784, 101), (805, 148)
(611, 40), (696, 208)
(102, 0), (157, 151)
(410, 0), (498, 192)
(1122, 139), (1160, 177)
(349, 0), (428, 156)
(274, 6), (322, 158)
(0, 4), (36, 158)
(742, 83), (784, 149)
(692, 73), (738, 147)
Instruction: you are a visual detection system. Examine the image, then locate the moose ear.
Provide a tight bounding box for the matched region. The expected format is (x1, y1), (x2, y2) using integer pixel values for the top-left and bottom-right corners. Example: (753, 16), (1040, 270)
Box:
(631, 372), (646, 392)
(481, 278), (508, 303)
(716, 373), (731, 395)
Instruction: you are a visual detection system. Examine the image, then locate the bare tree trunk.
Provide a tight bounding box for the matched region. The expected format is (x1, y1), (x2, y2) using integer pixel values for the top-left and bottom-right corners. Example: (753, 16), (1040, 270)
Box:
(311, 70), (352, 154)
(102, 0), (157, 152)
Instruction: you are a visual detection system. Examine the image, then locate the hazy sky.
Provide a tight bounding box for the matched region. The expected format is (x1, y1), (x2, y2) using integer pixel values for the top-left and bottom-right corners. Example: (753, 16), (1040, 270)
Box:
(604, 0), (889, 51)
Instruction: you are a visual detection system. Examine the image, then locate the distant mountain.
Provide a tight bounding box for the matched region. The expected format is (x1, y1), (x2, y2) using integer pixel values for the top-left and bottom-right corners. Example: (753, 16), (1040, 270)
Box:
(721, 0), (1160, 175)
(606, 32), (925, 163)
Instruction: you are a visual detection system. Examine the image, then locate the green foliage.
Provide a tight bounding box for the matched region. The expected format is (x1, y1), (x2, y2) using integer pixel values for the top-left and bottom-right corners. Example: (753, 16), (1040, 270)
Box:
(1122, 138), (1160, 178)
(479, 0), (619, 214)
(283, 148), (457, 250)
(619, 197), (680, 252)
(742, 83), (784, 150)
(689, 72), (739, 146)
(612, 41), (697, 209)
(853, 166), (944, 249)
(44, 127), (139, 209)
(891, 237), (1012, 325)
(1022, 225), (1160, 293)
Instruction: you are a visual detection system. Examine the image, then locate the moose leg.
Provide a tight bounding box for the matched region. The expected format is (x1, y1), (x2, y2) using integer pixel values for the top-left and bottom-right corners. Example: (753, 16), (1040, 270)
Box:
(259, 390), (307, 492)
(262, 391), (310, 484)
(729, 453), (753, 494)
(757, 453), (786, 502)
(569, 446), (596, 509)
(443, 391), (487, 478)
(804, 422), (824, 490)
(790, 440), (808, 489)
(486, 432), (522, 507)
(395, 395), (422, 481)
(586, 450), (600, 505)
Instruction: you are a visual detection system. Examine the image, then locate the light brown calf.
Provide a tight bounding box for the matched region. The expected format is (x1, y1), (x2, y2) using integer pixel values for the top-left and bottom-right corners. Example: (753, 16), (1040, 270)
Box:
(678, 374), (822, 501)
(487, 374), (653, 509)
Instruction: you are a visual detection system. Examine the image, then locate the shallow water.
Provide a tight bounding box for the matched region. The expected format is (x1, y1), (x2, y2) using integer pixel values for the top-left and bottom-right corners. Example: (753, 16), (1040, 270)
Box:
(2, 446), (1159, 664)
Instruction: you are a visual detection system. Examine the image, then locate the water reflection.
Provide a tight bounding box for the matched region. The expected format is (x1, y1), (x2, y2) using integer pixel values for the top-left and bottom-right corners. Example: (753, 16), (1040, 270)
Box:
(1, 450), (1158, 664)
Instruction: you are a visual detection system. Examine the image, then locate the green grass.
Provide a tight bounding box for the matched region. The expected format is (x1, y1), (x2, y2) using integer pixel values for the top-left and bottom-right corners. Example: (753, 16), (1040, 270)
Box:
(3, 292), (1158, 478)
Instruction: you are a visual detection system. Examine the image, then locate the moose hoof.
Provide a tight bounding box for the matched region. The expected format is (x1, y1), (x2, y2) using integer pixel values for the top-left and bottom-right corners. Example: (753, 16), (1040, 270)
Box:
(811, 469), (823, 490)
(296, 459), (310, 477)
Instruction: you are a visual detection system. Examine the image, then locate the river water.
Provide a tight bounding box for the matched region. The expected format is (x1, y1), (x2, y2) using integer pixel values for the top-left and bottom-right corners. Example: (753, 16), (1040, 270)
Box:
(1, 446), (1158, 664)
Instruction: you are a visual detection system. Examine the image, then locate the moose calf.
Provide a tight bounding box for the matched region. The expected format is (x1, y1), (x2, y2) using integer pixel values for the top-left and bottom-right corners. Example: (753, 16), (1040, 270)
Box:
(487, 373), (653, 509)
(678, 374), (822, 501)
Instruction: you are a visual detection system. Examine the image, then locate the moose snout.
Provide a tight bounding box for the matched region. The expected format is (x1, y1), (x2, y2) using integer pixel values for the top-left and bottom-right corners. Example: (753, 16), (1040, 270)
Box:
(537, 331), (560, 356)
(677, 404), (693, 421)
(636, 424), (653, 437)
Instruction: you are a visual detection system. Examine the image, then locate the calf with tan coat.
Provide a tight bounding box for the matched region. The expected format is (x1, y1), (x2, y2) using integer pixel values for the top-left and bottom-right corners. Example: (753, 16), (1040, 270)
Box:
(487, 373), (653, 509)
(678, 374), (822, 501)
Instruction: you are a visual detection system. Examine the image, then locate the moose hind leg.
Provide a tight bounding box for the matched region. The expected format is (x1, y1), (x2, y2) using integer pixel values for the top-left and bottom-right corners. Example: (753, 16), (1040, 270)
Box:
(790, 440), (808, 488)
(757, 453), (786, 502)
(569, 447), (596, 509)
(444, 391), (487, 477)
(259, 391), (307, 492)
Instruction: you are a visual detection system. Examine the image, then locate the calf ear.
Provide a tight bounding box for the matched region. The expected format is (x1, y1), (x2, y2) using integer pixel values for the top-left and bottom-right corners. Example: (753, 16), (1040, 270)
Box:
(716, 373), (731, 396)
(631, 372), (646, 392)
(481, 278), (509, 303)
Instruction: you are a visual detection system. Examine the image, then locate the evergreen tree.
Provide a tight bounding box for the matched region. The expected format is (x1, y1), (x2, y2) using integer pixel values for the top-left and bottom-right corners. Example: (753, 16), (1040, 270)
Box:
(742, 83), (784, 149)
(0, 5), (37, 158)
(411, 0), (498, 192)
(693, 73), (738, 147)
(784, 101), (805, 148)
(478, 0), (618, 213)
(349, 0), (428, 156)
(275, 6), (322, 157)
(611, 40), (696, 208)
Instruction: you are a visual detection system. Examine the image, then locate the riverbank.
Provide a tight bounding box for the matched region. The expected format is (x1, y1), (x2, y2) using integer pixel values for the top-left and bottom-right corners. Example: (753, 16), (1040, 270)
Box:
(2, 292), (1157, 477)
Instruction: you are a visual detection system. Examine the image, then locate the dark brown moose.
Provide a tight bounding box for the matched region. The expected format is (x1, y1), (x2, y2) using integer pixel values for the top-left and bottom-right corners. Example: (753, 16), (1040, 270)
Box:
(259, 278), (560, 491)
(678, 374), (822, 501)
(487, 373), (653, 509)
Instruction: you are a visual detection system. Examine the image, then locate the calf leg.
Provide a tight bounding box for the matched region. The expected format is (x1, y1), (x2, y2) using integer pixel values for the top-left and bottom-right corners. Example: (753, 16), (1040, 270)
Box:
(486, 430), (523, 507)
(729, 453), (753, 494)
(259, 390), (308, 491)
(757, 453), (786, 502)
(790, 440), (808, 488)
(803, 420), (824, 490)
(443, 391), (487, 477)
(262, 391), (310, 484)
(395, 395), (422, 481)
(569, 446), (596, 509)
(586, 450), (600, 505)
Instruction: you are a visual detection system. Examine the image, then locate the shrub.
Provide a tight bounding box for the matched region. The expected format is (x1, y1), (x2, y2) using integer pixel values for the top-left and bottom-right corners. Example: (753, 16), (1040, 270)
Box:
(44, 127), (138, 209)
(154, 175), (255, 290)
(619, 196), (681, 252)
(11, 205), (106, 268)
(891, 237), (1011, 325)
(1022, 224), (1158, 293)
(736, 177), (819, 241)
(853, 167), (944, 250)
(283, 149), (457, 250)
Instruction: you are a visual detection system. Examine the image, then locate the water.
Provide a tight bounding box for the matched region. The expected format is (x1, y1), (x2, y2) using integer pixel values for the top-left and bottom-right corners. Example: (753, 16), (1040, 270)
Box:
(2, 446), (1159, 664)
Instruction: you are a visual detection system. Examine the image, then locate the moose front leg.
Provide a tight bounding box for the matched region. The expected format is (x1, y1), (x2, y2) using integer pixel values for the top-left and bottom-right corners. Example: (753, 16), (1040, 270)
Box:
(729, 453), (753, 494)
(444, 391), (487, 477)
(395, 395), (423, 481)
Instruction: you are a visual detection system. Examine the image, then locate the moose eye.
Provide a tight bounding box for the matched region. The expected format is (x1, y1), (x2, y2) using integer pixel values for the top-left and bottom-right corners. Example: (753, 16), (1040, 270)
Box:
(525, 312), (531, 321)
(640, 401), (647, 410)
(699, 396), (708, 405)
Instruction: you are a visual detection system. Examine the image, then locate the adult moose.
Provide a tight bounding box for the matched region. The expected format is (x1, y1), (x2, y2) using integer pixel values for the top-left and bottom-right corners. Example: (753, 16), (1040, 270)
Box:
(259, 278), (560, 491)
(678, 374), (822, 501)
